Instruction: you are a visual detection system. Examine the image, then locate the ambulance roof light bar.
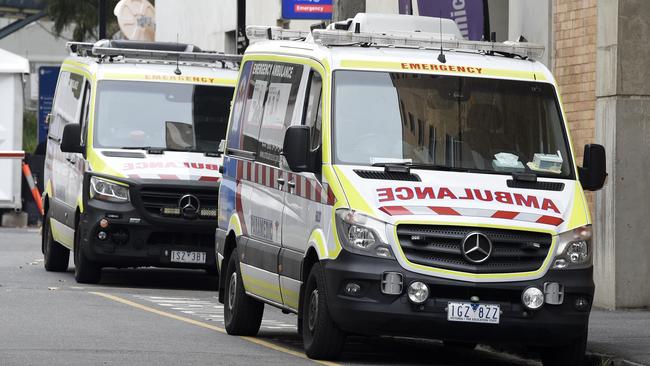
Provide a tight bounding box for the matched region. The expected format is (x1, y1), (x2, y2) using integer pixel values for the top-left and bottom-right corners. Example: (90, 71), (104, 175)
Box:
(67, 41), (94, 56)
(310, 29), (545, 60)
(66, 41), (242, 65)
(246, 26), (311, 42)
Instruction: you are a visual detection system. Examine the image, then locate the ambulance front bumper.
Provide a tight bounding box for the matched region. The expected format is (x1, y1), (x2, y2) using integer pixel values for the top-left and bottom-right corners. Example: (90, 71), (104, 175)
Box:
(79, 175), (218, 270)
(322, 251), (593, 347)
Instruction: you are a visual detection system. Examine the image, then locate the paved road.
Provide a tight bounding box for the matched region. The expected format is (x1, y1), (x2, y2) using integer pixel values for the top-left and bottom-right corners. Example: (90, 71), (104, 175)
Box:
(0, 227), (540, 366)
(589, 309), (650, 365)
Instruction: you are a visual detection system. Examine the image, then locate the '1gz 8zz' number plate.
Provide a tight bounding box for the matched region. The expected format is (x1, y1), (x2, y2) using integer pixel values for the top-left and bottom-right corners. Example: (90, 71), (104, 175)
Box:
(447, 302), (500, 324)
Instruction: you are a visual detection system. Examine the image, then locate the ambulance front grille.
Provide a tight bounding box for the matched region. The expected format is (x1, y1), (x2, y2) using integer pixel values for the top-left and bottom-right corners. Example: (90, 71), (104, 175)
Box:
(138, 187), (218, 221)
(396, 225), (552, 274)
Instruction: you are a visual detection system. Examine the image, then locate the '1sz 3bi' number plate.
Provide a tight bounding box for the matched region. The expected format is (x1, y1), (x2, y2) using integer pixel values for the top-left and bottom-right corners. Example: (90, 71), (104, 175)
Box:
(170, 251), (206, 264)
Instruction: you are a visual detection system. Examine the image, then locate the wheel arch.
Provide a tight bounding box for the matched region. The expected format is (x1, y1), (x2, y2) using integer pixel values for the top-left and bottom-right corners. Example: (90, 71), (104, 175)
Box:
(299, 246), (320, 316)
(218, 230), (238, 303)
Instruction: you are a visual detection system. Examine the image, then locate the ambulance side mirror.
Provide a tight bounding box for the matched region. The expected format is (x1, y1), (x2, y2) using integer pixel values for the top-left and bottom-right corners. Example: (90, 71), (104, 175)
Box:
(579, 144), (607, 191)
(60, 123), (83, 154)
(282, 125), (312, 172)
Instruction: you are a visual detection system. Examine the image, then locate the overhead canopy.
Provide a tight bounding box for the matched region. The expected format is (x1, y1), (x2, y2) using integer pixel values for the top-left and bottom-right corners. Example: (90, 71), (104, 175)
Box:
(0, 47), (29, 73)
(0, 0), (46, 16)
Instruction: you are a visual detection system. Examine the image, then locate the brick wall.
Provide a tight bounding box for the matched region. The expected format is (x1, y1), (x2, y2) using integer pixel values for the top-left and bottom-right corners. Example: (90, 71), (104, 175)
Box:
(553, 0), (597, 210)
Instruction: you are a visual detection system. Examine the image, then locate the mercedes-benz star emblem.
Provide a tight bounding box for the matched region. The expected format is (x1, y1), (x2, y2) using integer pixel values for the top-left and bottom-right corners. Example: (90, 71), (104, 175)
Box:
(461, 232), (493, 264)
(178, 194), (200, 218)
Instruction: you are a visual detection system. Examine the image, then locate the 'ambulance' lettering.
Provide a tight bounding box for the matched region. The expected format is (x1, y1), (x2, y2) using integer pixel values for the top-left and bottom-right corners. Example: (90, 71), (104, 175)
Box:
(376, 186), (561, 214)
(123, 161), (220, 171)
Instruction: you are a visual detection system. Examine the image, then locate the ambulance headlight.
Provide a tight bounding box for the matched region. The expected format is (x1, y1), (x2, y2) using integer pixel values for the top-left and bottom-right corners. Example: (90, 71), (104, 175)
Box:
(348, 224), (376, 249)
(336, 209), (394, 259)
(552, 225), (592, 269)
(90, 176), (130, 203)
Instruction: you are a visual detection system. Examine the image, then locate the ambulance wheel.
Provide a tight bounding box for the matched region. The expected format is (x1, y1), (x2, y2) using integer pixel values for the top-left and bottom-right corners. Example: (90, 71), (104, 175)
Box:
(223, 248), (264, 336)
(43, 211), (70, 272)
(73, 221), (101, 284)
(540, 328), (587, 366)
(301, 263), (346, 360)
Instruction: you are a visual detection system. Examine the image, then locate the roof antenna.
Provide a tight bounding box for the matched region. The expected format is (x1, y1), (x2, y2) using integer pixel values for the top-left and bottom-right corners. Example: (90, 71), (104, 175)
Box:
(174, 33), (182, 75)
(437, 11), (446, 64)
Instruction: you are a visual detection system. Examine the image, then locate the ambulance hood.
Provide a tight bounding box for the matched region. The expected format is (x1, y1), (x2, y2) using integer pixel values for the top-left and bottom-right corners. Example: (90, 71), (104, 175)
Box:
(335, 165), (586, 234)
(93, 149), (221, 182)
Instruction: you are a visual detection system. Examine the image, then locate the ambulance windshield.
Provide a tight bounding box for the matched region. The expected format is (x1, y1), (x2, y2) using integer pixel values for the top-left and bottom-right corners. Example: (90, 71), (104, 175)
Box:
(333, 71), (573, 178)
(94, 81), (233, 153)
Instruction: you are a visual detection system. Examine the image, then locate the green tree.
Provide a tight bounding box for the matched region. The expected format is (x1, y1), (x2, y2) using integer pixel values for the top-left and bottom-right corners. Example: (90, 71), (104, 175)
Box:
(47, 0), (120, 41)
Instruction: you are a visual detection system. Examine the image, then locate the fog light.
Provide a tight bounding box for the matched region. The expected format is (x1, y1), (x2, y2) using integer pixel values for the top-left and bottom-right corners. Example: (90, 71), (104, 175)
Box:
(381, 272), (403, 295)
(99, 218), (109, 228)
(553, 258), (568, 269)
(344, 282), (362, 296)
(97, 231), (107, 240)
(407, 281), (429, 304)
(161, 207), (181, 216)
(199, 208), (217, 218)
(574, 297), (590, 311)
(522, 287), (544, 310)
(375, 246), (391, 258)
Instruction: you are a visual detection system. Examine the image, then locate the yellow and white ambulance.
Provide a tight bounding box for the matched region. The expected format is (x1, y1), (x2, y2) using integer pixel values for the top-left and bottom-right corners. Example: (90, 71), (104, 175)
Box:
(42, 40), (240, 283)
(216, 14), (607, 365)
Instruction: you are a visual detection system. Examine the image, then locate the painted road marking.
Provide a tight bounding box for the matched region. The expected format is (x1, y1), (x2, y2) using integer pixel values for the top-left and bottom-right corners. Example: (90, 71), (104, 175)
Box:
(135, 295), (297, 331)
(89, 292), (335, 366)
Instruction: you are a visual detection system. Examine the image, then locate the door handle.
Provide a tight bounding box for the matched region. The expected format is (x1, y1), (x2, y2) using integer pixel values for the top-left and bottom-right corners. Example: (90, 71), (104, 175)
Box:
(277, 177), (285, 188)
(287, 180), (296, 190)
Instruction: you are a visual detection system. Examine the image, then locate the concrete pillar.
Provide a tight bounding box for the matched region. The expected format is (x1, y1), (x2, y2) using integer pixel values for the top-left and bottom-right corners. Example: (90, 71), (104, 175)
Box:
(594, 0), (650, 309)
(333, 0), (365, 22)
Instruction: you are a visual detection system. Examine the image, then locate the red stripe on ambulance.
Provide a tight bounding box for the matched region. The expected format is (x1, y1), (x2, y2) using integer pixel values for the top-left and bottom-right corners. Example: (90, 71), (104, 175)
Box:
(379, 205), (564, 227)
(233, 159), (336, 206)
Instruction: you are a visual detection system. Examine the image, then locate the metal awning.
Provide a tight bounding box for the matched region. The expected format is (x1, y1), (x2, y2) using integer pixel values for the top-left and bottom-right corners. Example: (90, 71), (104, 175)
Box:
(0, 0), (46, 16)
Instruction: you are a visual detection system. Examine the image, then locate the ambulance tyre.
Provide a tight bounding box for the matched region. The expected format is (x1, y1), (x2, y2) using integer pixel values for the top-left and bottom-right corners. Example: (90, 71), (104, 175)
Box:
(540, 328), (587, 366)
(43, 210), (70, 272)
(224, 248), (264, 336)
(301, 263), (346, 360)
(73, 220), (101, 284)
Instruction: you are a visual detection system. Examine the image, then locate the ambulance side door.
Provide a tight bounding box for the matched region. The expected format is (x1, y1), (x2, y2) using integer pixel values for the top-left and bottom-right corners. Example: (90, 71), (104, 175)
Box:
(280, 69), (324, 310)
(238, 61), (305, 305)
(67, 79), (91, 217)
(49, 71), (85, 233)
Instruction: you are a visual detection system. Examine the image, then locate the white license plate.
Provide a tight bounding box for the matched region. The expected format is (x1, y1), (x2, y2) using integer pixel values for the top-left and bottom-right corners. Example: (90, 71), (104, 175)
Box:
(170, 251), (206, 264)
(447, 302), (500, 324)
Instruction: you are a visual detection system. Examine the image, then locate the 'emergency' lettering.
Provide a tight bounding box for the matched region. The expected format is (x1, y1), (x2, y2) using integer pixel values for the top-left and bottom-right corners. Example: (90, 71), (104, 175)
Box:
(401, 63), (483, 74)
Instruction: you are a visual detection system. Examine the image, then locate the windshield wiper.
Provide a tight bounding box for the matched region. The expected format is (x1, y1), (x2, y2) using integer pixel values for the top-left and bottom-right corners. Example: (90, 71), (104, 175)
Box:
(120, 146), (204, 154)
(120, 146), (164, 154)
(371, 161), (475, 173)
(512, 171), (538, 182)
